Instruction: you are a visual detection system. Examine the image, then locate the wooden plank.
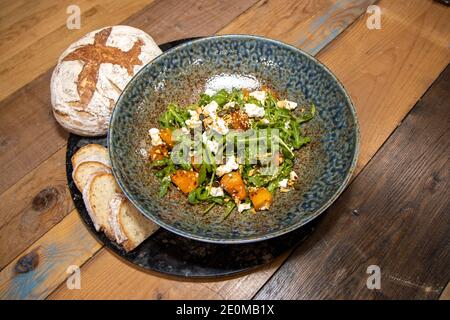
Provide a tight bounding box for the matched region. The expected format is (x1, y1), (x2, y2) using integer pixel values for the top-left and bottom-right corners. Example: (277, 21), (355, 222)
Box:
(219, 0), (377, 55)
(48, 249), (289, 300)
(0, 72), (68, 195)
(123, 0), (261, 45)
(0, 0), (363, 299)
(255, 66), (450, 300)
(0, 0), (259, 194)
(0, 210), (101, 300)
(0, 0), (154, 101)
(0, 0), (100, 64)
(440, 282), (450, 300)
(317, 0), (450, 174)
(0, 148), (71, 269)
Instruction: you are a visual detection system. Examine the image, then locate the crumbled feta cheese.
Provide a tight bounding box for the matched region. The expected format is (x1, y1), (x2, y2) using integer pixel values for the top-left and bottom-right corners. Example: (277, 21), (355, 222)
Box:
(202, 131), (208, 144)
(204, 88), (216, 96)
(185, 110), (202, 129)
(223, 101), (236, 109)
(216, 155), (239, 177)
(289, 171), (298, 181)
(210, 117), (229, 135)
(149, 128), (164, 146)
(238, 202), (251, 213)
(207, 139), (219, 154)
(202, 101), (229, 135)
(139, 148), (148, 158)
(285, 121), (290, 129)
(249, 90), (266, 102)
(244, 103), (265, 118)
(203, 101), (218, 118)
(180, 127), (190, 135)
(209, 186), (224, 197)
(277, 100), (298, 110)
(261, 118), (270, 124)
(278, 179), (288, 188)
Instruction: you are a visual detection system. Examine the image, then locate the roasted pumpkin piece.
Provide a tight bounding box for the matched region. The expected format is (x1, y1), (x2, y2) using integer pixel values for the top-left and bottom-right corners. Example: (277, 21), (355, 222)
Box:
(242, 88), (250, 101)
(220, 171), (247, 201)
(250, 187), (273, 211)
(191, 155), (201, 172)
(171, 170), (199, 194)
(149, 145), (169, 161)
(159, 128), (174, 148)
(230, 110), (250, 130)
(274, 153), (284, 166)
(261, 85), (279, 99)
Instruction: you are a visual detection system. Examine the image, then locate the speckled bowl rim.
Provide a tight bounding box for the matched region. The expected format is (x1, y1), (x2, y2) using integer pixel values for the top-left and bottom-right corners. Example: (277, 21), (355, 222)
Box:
(108, 34), (360, 244)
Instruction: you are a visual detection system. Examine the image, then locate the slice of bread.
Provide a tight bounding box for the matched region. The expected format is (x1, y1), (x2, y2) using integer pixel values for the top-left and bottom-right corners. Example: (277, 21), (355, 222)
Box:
(71, 144), (111, 169)
(73, 161), (111, 191)
(108, 194), (159, 252)
(83, 173), (121, 239)
(108, 193), (128, 244)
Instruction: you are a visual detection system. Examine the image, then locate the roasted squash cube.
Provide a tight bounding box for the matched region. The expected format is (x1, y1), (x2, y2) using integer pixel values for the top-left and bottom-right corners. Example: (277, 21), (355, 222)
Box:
(220, 171), (247, 200)
(159, 128), (174, 148)
(149, 145), (169, 161)
(171, 170), (199, 194)
(250, 187), (273, 211)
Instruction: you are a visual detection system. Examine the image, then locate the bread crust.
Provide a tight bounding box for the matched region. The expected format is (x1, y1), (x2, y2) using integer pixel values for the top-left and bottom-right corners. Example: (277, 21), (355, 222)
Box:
(108, 193), (128, 244)
(71, 144), (111, 169)
(73, 161), (111, 191)
(51, 25), (162, 136)
(82, 173), (102, 231)
(119, 200), (159, 252)
(82, 172), (120, 240)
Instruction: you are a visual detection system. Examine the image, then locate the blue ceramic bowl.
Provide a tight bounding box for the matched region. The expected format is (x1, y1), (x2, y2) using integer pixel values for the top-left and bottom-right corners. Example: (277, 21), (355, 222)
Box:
(109, 35), (359, 243)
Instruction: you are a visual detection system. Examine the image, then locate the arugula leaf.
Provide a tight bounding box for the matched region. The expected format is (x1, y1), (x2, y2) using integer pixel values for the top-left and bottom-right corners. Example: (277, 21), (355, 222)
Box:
(248, 174), (271, 187)
(158, 103), (190, 128)
(229, 88), (245, 105)
(198, 164), (207, 185)
(222, 201), (236, 221)
(212, 89), (229, 106)
(297, 103), (316, 123)
(188, 186), (225, 205)
(159, 176), (171, 197)
(149, 158), (171, 168)
(199, 94), (212, 106)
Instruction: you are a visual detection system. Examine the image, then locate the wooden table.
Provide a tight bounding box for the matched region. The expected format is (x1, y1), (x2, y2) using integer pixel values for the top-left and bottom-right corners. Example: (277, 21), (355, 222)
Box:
(0, 0), (449, 300)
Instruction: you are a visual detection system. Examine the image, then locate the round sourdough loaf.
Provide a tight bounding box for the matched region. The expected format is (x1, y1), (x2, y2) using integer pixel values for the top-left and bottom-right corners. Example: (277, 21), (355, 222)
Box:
(51, 26), (162, 136)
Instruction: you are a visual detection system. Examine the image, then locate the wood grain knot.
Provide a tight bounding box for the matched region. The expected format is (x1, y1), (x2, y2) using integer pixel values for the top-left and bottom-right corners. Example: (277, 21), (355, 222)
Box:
(32, 187), (59, 212)
(15, 248), (40, 273)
